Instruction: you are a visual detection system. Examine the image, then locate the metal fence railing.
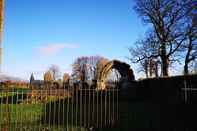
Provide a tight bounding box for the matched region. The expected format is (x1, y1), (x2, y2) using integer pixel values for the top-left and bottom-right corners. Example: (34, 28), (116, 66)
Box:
(0, 87), (119, 131)
(181, 78), (197, 103)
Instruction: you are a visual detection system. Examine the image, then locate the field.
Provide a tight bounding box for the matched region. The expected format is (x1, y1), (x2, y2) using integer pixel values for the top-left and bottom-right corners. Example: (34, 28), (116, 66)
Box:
(0, 89), (88, 131)
(0, 103), (88, 131)
(0, 104), (42, 125)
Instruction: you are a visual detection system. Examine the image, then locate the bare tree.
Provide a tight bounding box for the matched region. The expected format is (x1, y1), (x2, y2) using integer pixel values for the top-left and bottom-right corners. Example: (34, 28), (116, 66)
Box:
(182, 1), (197, 74)
(48, 65), (61, 80)
(72, 56), (107, 82)
(149, 58), (159, 78)
(128, 32), (160, 78)
(183, 26), (197, 74)
(134, 0), (187, 76)
(72, 56), (89, 83)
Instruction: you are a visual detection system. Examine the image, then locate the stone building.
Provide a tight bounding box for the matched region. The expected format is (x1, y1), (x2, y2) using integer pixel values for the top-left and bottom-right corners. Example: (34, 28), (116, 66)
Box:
(30, 72), (70, 89)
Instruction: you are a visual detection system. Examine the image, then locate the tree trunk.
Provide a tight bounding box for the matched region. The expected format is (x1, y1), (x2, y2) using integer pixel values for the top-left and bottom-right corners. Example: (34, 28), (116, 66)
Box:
(184, 50), (190, 75)
(184, 37), (192, 75)
(161, 43), (169, 76)
(184, 63), (189, 75)
(161, 58), (169, 76)
(155, 62), (159, 78)
(144, 60), (149, 78)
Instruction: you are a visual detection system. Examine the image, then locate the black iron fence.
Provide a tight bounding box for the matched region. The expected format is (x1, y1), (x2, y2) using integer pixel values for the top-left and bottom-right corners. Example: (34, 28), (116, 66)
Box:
(0, 86), (119, 131)
(1, 75), (197, 131)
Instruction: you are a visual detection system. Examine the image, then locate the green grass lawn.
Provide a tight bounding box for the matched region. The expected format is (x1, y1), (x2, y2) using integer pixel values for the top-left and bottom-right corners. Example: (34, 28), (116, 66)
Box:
(0, 88), (30, 98)
(0, 104), (43, 124)
(0, 92), (16, 98)
(0, 103), (88, 131)
(0, 89), (118, 130)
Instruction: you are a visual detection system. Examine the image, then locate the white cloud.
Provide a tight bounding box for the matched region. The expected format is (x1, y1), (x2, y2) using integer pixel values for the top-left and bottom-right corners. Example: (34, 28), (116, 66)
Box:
(36, 43), (79, 56)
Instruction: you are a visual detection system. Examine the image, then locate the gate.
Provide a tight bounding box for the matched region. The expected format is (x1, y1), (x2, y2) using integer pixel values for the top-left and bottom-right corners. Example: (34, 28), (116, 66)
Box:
(0, 86), (120, 131)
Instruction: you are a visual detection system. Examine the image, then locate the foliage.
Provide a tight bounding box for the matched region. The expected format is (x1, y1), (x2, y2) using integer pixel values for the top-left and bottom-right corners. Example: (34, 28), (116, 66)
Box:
(44, 71), (53, 82)
(63, 73), (69, 83)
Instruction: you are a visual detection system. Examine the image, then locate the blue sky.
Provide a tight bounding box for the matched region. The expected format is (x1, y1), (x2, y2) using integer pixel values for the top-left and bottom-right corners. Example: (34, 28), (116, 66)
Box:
(2, 0), (146, 80)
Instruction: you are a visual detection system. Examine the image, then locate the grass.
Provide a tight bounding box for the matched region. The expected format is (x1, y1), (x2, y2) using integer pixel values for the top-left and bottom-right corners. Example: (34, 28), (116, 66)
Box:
(0, 88), (30, 98)
(0, 104), (43, 124)
(0, 102), (88, 131)
(0, 88), (118, 130)
(1, 125), (87, 131)
(0, 92), (17, 98)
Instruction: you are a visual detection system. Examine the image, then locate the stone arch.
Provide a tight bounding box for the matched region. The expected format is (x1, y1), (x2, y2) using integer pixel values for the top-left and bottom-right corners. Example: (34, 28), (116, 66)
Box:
(96, 60), (135, 89)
